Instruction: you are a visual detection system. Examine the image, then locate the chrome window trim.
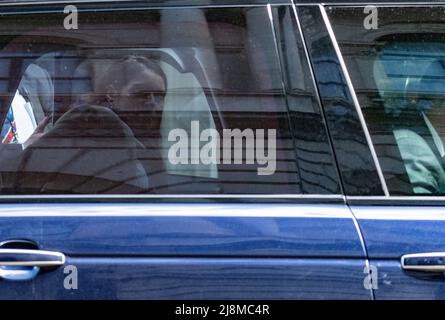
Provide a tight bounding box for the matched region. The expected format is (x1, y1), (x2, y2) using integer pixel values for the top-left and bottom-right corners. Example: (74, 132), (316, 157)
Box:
(348, 196), (445, 201)
(0, 0), (445, 7)
(268, 3), (340, 195)
(0, 194), (346, 205)
(0, 1), (290, 8)
(3, 1), (443, 10)
(319, 4), (389, 197)
(0, 202), (352, 217)
(292, 3), (325, 113)
(325, 4), (445, 199)
(0, 0), (345, 199)
(0, 3), (343, 201)
(0, 194), (345, 199)
(0, 2), (294, 15)
(317, 3), (445, 6)
(347, 195), (445, 208)
(291, 3), (344, 195)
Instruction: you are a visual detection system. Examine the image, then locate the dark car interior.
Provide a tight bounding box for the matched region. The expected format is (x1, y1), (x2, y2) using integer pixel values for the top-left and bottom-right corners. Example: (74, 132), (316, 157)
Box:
(0, 7), (307, 195)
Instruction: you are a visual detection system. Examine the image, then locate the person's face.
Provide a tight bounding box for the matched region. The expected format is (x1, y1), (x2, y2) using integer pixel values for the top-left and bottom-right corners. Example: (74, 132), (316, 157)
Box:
(111, 67), (165, 115)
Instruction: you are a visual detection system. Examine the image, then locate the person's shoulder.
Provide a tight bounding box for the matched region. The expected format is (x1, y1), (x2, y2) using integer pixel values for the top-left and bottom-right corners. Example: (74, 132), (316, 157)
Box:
(56, 103), (126, 128)
(44, 103), (143, 147)
(394, 128), (439, 161)
(60, 103), (116, 118)
(394, 128), (424, 140)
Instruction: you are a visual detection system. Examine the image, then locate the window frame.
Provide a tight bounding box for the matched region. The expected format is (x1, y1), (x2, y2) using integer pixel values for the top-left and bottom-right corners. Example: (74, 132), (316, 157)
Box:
(323, 3), (445, 203)
(0, 1), (344, 201)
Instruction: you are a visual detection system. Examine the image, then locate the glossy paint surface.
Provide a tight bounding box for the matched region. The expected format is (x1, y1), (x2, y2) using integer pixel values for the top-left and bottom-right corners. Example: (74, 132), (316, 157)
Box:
(352, 205), (445, 299)
(0, 257), (370, 299)
(0, 0), (371, 300)
(0, 203), (363, 257)
(353, 206), (445, 258)
(0, 202), (369, 299)
(368, 259), (445, 300)
(42, 257), (370, 299)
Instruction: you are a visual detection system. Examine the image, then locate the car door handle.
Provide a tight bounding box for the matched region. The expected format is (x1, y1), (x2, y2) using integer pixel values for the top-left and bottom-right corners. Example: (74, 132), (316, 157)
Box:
(401, 252), (445, 272)
(0, 248), (65, 267)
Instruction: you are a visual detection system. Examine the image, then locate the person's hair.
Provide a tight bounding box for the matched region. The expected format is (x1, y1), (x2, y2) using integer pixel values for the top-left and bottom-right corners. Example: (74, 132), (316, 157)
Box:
(91, 55), (167, 106)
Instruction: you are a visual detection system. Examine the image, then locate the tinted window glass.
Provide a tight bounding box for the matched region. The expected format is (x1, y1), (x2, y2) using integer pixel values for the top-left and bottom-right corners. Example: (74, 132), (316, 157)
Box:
(0, 5), (338, 195)
(298, 6), (385, 196)
(329, 6), (445, 195)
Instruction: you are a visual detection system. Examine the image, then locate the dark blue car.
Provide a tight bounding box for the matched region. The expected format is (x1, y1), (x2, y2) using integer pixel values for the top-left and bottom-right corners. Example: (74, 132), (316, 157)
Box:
(0, 0), (443, 300)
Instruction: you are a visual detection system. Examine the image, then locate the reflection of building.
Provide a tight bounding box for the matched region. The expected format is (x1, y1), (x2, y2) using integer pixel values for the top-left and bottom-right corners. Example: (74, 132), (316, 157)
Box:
(329, 7), (445, 195)
(0, 6), (339, 195)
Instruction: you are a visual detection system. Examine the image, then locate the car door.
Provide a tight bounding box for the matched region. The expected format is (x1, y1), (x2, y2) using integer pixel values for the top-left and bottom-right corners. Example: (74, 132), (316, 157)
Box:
(0, 0), (370, 299)
(310, 3), (445, 299)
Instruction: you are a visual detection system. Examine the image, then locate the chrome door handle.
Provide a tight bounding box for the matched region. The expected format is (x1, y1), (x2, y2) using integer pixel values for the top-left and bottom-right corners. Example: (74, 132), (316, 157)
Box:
(0, 249), (65, 267)
(401, 252), (445, 272)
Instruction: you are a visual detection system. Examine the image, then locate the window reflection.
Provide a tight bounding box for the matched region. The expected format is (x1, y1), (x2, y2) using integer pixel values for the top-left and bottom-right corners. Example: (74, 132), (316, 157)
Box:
(0, 6), (337, 195)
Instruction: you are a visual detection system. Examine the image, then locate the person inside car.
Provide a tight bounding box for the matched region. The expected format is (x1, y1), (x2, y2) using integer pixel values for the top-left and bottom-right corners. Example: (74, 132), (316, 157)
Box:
(394, 60), (445, 194)
(0, 55), (167, 194)
(86, 55), (167, 142)
(83, 55), (168, 190)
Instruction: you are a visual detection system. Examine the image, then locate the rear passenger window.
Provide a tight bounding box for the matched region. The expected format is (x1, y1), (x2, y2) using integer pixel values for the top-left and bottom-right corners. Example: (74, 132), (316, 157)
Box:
(0, 5), (339, 195)
(328, 6), (445, 195)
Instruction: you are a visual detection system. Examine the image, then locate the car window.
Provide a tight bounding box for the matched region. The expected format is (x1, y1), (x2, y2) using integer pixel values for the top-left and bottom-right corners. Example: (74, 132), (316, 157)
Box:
(0, 5), (339, 195)
(328, 6), (445, 196)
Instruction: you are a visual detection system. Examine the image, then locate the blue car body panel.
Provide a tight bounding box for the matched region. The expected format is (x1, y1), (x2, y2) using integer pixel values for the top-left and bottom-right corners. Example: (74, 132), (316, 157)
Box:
(0, 202), (370, 299)
(0, 203), (364, 257)
(352, 205), (445, 299)
(352, 206), (445, 258)
(6, 258), (368, 299)
(369, 260), (445, 300)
